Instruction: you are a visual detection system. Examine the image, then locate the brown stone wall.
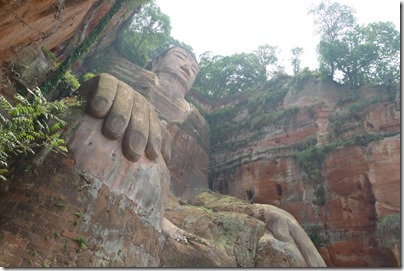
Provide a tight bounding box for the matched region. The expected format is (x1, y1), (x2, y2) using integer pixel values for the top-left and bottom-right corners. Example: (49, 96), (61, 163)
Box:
(0, 0), (96, 62)
(0, 151), (163, 267)
(169, 110), (210, 200)
(367, 136), (400, 216)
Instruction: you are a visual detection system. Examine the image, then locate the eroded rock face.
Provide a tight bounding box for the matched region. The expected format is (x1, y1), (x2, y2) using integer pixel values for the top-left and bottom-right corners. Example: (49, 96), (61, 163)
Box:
(0, 1), (399, 265)
(321, 146), (382, 267)
(0, 0), (139, 95)
(161, 192), (326, 267)
(203, 79), (400, 267)
(68, 115), (170, 228)
(367, 136), (400, 217)
(0, 0), (139, 62)
(210, 135), (400, 267)
(168, 109), (210, 199)
(0, 0), (97, 61)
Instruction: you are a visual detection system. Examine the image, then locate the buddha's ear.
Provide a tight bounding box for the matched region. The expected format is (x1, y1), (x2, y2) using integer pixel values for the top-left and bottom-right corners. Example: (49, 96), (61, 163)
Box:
(147, 56), (161, 72)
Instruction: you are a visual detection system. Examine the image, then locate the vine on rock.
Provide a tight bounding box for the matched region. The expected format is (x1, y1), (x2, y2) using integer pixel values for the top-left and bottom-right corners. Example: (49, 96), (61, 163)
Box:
(40, 0), (125, 94)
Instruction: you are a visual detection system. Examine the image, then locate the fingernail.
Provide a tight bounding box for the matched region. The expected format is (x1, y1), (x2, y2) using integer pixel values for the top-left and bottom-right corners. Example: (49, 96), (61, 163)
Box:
(90, 96), (109, 117)
(103, 114), (127, 140)
(123, 132), (147, 162)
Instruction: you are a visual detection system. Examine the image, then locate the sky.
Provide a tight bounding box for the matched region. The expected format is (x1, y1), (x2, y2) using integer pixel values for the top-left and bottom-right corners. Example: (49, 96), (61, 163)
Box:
(155, 0), (400, 74)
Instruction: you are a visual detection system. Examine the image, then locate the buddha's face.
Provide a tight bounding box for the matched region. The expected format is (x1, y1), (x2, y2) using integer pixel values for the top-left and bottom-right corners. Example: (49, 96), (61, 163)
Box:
(152, 47), (199, 94)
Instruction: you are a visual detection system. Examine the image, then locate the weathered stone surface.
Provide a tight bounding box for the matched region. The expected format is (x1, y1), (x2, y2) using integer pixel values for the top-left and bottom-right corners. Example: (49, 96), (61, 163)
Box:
(161, 191), (325, 267)
(150, 47), (199, 97)
(102, 81), (134, 140)
(367, 135), (400, 217)
(160, 235), (234, 267)
(324, 146), (376, 230)
(94, 56), (157, 98)
(168, 108), (210, 200)
(160, 211), (236, 267)
(0, 0), (138, 97)
(0, 0), (139, 62)
(203, 79), (400, 267)
(0, 0), (98, 62)
(67, 112), (170, 228)
(210, 138), (399, 266)
(0, 123), (166, 267)
(256, 232), (306, 267)
(160, 123), (172, 165)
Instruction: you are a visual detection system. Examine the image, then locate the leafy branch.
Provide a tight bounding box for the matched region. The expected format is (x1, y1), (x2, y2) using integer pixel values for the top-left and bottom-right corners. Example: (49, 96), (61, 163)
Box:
(0, 87), (68, 180)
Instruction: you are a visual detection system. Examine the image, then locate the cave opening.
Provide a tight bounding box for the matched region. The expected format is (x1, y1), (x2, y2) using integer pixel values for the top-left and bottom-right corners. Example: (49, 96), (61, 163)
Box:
(276, 184), (283, 196)
(245, 189), (254, 201)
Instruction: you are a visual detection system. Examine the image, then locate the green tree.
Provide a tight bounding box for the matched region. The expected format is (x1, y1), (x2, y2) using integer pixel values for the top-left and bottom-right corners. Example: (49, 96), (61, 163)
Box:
(194, 44), (282, 99)
(290, 47), (304, 75)
(194, 51), (267, 99)
(115, 1), (194, 67)
(309, 0), (356, 79)
(330, 25), (377, 86)
(310, 1), (399, 88)
(116, 1), (171, 66)
(363, 21), (400, 88)
(253, 44), (280, 78)
(321, 22), (399, 87)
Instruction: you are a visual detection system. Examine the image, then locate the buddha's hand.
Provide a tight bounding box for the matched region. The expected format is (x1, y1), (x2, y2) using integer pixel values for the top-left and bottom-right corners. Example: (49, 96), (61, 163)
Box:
(78, 73), (171, 164)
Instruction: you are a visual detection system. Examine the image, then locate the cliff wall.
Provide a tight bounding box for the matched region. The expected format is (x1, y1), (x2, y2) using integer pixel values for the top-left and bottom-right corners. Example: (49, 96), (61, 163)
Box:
(197, 76), (400, 267)
(0, 0), (139, 96)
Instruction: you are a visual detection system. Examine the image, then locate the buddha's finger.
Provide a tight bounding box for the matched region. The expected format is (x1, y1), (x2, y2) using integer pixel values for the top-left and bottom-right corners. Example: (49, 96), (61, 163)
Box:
(102, 81), (133, 140)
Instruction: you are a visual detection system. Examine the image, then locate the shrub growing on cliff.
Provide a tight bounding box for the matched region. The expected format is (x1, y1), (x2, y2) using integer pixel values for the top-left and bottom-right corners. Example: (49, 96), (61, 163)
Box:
(56, 70), (81, 97)
(82, 72), (96, 82)
(290, 67), (319, 91)
(294, 143), (340, 206)
(304, 223), (329, 248)
(0, 87), (68, 180)
(375, 213), (400, 248)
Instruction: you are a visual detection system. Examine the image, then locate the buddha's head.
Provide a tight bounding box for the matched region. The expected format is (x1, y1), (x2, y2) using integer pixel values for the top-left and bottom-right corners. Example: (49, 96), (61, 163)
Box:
(150, 46), (199, 96)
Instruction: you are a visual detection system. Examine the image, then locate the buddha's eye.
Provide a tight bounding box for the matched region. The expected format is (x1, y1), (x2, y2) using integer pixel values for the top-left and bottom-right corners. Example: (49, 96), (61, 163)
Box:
(174, 52), (186, 60)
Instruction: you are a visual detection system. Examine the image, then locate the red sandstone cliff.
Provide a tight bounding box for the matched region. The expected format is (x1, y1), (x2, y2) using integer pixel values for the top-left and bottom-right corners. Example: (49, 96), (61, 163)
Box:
(204, 77), (400, 267)
(0, 0), (139, 96)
